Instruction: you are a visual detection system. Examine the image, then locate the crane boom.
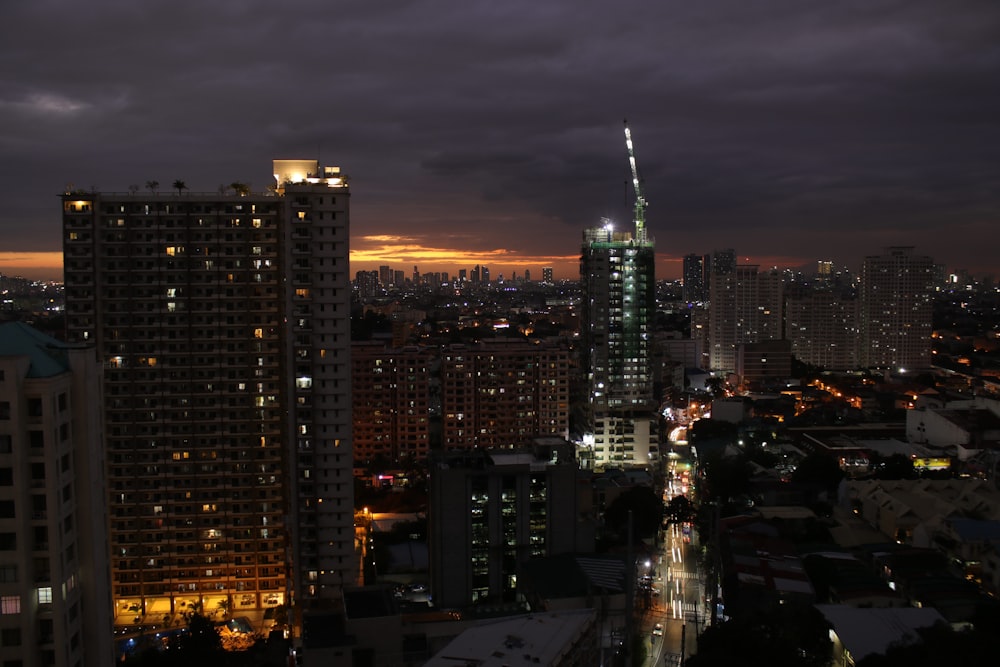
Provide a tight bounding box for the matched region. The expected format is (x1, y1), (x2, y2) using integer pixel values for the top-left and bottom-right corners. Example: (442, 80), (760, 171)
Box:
(624, 119), (647, 242)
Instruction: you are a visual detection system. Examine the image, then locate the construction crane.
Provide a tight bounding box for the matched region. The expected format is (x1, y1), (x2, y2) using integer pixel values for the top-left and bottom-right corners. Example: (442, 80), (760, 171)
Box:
(623, 119), (648, 242)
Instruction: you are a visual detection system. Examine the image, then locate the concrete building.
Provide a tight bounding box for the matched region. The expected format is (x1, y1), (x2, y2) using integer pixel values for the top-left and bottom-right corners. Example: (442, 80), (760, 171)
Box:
(682, 253), (705, 303)
(60, 159), (355, 620)
(440, 340), (570, 450)
(428, 443), (590, 609)
(0, 322), (113, 667)
(784, 288), (859, 370)
(351, 343), (433, 465)
(736, 339), (793, 386)
(906, 403), (1000, 460)
(580, 221), (656, 467)
(859, 247), (935, 371)
(709, 262), (783, 373)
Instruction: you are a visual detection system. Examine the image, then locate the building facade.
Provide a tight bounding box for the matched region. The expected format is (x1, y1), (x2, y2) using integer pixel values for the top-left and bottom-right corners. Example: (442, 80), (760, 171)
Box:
(859, 247), (935, 371)
(60, 159), (354, 619)
(580, 222), (656, 467)
(351, 342), (433, 464)
(428, 443), (587, 609)
(682, 253), (705, 303)
(440, 340), (570, 450)
(785, 287), (859, 370)
(0, 323), (113, 667)
(708, 260), (783, 374)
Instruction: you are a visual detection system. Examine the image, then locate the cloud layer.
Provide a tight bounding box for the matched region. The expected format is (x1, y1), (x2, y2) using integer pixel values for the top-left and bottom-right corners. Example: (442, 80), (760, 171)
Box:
(3, 0), (999, 279)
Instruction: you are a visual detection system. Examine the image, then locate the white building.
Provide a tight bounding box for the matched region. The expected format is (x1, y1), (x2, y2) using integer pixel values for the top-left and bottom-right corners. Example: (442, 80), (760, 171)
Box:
(0, 322), (113, 667)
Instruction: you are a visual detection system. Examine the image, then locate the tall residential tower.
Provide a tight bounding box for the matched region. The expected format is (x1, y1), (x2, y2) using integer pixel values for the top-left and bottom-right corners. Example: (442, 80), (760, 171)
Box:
(859, 246), (935, 371)
(61, 159), (354, 621)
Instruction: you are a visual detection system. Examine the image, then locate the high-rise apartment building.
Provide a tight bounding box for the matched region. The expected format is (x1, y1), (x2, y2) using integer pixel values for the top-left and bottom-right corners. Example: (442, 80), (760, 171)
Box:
(0, 323), (113, 667)
(785, 287), (859, 370)
(859, 247), (935, 371)
(440, 340), (570, 449)
(682, 253), (705, 303)
(351, 342), (432, 464)
(378, 265), (392, 288)
(354, 269), (379, 298)
(708, 258), (783, 374)
(542, 266), (553, 284)
(60, 159), (354, 620)
(580, 221), (656, 467)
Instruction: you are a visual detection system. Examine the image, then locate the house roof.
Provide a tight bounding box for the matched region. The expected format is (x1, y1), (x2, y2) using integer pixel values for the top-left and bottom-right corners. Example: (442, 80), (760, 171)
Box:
(0, 322), (72, 378)
(816, 604), (946, 661)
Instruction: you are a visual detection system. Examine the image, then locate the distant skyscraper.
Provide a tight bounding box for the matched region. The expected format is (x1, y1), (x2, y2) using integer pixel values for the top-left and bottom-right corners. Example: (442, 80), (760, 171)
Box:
(481, 266), (490, 284)
(459, 268), (467, 283)
(61, 159), (355, 620)
(859, 247), (935, 371)
(785, 287), (859, 370)
(580, 220), (655, 467)
(378, 265), (391, 287)
(524, 269), (531, 283)
(682, 253), (705, 302)
(355, 269), (379, 298)
(542, 266), (553, 283)
(708, 258), (782, 373)
(0, 323), (114, 667)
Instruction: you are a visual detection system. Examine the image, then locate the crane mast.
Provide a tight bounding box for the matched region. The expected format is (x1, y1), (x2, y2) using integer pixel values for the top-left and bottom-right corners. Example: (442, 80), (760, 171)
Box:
(623, 119), (647, 242)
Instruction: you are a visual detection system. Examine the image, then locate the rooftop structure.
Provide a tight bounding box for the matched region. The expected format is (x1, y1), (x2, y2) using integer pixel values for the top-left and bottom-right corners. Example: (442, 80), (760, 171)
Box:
(424, 609), (600, 667)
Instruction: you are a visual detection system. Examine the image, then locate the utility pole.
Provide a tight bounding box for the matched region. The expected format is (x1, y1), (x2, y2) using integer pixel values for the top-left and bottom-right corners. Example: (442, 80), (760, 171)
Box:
(680, 622), (686, 667)
(624, 510), (634, 667)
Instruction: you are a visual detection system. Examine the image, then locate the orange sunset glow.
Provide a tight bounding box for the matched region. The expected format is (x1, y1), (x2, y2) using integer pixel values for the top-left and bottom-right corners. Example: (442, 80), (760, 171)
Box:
(1, 245), (816, 284)
(0, 252), (64, 281)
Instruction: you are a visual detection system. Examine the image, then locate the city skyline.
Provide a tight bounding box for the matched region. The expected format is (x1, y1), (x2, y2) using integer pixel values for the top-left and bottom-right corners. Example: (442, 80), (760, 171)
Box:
(3, 2), (1000, 281)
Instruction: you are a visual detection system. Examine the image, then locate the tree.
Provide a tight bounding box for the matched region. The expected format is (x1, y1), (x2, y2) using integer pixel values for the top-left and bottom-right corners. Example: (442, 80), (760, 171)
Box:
(790, 452), (844, 494)
(145, 180), (159, 194)
(666, 494), (694, 524)
(688, 605), (832, 667)
(172, 179), (187, 196)
(174, 613), (224, 665)
(230, 181), (250, 196)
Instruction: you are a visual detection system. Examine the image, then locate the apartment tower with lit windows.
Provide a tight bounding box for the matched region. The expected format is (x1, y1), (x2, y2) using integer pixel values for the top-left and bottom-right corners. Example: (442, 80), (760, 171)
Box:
(60, 159), (354, 621)
(859, 246), (935, 371)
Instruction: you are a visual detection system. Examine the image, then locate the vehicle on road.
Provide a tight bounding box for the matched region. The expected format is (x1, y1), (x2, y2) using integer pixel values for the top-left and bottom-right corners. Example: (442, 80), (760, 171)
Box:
(652, 623), (664, 636)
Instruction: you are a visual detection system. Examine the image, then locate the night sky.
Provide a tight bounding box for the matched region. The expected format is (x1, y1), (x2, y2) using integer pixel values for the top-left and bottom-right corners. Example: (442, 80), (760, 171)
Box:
(3, 0), (999, 281)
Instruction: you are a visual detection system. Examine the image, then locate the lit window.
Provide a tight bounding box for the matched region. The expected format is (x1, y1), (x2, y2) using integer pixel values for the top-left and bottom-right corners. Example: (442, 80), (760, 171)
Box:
(0, 596), (19, 614)
(37, 587), (52, 604)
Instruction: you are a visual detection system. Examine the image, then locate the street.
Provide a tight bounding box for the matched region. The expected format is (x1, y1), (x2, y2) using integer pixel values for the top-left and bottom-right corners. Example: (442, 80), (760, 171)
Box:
(642, 453), (708, 666)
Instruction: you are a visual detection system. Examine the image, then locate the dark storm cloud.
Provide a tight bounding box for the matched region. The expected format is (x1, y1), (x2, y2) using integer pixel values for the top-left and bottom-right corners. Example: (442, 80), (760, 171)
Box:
(2, 0), (999, 276)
